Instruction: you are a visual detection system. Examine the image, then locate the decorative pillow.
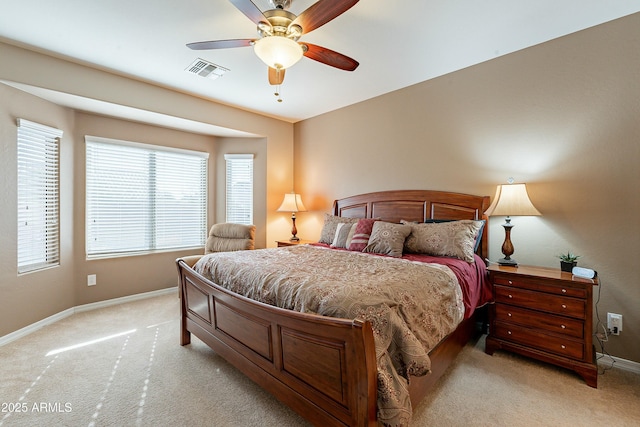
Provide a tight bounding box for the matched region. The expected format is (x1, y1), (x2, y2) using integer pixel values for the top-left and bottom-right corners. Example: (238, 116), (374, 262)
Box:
(401, 220), (483, 263)
(363, 222), (412, 258)
(330, 223), (357, 248)
(347, 218), (378, 251)
(424, 219), (486, 253)
(318, 214), (360, 244)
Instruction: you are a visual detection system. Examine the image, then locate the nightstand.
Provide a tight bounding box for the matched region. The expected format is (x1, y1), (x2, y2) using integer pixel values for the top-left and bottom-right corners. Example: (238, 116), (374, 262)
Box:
(485, 264), (598, 387)
(276, 239), (314, 247)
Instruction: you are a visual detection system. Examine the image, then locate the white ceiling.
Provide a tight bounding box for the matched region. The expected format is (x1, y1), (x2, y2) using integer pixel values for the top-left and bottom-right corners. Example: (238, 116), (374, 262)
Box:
(1, 0), (639, 131)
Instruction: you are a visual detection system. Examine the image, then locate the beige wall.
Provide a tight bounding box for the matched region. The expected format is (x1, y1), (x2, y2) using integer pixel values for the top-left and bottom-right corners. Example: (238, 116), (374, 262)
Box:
(0, 42), (294, 337)
(0, 84), (76, 333)
(294, 14), (640, 363)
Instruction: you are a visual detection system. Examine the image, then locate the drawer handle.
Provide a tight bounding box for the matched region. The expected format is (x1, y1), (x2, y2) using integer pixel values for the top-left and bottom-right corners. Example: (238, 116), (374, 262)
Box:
(508, 312), (512, 317)
(561, 304), (567, 309)
(508, 331), (512, 335)
(561, 324), (566, 329)
(508, 294), (513, 299)
(508, 280), (513, 285)
(561, 345), (566, 349)
(562, 289), (567, 293)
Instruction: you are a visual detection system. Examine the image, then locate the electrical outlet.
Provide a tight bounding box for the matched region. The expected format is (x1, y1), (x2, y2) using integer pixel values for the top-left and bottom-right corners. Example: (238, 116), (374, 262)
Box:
(87, 274), (97, 286)
(607, 312), (622, 335)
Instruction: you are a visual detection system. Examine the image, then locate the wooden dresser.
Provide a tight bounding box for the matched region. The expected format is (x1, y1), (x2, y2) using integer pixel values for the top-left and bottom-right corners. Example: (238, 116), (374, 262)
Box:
(485, 264), (598, 387)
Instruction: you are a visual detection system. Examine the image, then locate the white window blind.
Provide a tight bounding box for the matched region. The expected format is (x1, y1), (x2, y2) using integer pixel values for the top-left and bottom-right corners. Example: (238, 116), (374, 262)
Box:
(86, 136), (208, 258)
(17, 119), (63, 274)
(224, 154), (254, 225)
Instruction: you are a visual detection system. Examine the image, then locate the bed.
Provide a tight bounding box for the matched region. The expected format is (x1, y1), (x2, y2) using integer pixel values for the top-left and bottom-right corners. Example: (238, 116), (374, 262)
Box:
(176, 189), (491, 426)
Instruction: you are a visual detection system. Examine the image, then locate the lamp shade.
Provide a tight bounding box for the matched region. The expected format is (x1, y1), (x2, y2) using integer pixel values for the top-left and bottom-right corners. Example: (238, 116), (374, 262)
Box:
(254, 36), (304, 70)
(277, 193), (307, 213)
(485, 183), (541, 217)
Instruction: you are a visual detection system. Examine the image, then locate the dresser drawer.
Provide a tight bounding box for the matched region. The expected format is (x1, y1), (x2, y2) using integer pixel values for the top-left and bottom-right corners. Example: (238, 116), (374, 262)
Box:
(494, 285), (586, 319)
(494, 304), (584, 338)
(493, 275), (586, 298)
(493, 322), (584, 360)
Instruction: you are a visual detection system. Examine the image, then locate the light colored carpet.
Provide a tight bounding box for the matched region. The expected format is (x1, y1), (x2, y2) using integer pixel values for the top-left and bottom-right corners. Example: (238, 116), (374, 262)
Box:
(1, 293), (638, 426)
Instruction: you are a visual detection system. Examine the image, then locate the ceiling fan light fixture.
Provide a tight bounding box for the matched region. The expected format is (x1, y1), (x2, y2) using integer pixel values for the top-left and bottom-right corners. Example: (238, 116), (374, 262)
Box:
(254, 36), (303, 69)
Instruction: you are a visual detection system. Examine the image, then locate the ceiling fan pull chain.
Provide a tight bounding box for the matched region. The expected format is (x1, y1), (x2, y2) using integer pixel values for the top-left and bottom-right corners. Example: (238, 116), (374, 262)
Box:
(273, 67), (283, 102)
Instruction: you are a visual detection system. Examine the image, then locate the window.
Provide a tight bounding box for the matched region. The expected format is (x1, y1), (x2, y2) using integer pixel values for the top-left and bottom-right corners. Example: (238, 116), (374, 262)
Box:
(224, 154), (254, 225)
(86, 136), (208, 258)
(17, 119), (63, 274)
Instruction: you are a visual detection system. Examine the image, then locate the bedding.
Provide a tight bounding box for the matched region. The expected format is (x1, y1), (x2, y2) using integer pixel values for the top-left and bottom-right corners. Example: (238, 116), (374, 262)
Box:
(193, 244), (489, 426)
(402, 252), (491, 317)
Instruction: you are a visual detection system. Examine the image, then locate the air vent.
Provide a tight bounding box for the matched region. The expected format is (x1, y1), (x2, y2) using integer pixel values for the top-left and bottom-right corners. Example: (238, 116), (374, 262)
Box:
(186, 58), (229, 80)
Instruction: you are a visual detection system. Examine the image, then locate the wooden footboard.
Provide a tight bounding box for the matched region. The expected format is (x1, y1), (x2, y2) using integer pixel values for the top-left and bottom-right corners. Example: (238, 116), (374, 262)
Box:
(177, 258), (378, 427)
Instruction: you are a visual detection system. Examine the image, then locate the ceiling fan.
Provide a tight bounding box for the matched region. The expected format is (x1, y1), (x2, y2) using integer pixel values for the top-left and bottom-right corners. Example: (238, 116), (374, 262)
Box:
(187, 0), (360, 88)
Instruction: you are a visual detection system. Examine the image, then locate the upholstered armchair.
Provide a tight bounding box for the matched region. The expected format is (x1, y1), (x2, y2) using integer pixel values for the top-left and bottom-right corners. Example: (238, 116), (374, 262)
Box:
(180, 223), (256, 269)
(205, 223), (256, 254)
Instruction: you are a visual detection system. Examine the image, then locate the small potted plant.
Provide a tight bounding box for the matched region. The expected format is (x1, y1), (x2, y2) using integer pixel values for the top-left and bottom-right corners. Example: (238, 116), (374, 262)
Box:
(558, 251), (580, 272)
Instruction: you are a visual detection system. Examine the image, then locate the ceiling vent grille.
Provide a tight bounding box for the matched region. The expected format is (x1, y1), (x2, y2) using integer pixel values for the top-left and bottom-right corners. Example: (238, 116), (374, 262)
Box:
(186, 58), (229, 80)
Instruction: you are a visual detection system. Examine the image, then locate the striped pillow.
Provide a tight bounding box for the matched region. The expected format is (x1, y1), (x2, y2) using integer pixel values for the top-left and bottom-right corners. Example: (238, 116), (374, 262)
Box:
(318, 214), (359, 244)
(347, 218), (378, 251)
(331, 223), (357, 248)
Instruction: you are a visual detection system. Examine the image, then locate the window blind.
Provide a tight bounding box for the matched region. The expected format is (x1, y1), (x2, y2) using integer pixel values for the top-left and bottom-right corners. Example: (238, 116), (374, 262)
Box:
(224, 154), (254, 225)
(17, 119), (63, 274)
(86, 136), (208, 258)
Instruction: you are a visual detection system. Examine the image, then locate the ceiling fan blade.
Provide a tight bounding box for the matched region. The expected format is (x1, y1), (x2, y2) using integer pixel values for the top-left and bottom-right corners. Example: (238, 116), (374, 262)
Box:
(187, 39), (255, 50)
(268, 67), (286, 85)
(292, 0), (359, 34)
(302, 43), (359, 71)
(229, 0), (268, 25)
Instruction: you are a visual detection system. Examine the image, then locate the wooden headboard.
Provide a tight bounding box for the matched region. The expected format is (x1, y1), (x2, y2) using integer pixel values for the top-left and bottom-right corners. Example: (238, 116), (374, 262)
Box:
(332, 189), (491, 260)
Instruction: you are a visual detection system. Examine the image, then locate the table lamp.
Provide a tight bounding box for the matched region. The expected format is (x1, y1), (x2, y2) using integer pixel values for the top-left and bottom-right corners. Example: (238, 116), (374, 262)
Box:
(277, 192), (307, 241)
(485, 181), (541, 266)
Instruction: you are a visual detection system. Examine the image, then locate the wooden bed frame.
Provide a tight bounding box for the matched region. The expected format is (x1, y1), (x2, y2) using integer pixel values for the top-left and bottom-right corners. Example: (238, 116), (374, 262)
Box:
(176, 190), (490, 426)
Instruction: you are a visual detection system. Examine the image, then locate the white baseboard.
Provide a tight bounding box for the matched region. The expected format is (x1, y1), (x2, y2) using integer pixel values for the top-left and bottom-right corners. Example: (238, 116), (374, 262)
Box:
(0, 308), (76, 348)
(74, 287), (178, 313)
(597, 352), (640, 374)
(0, 287), (178, 347)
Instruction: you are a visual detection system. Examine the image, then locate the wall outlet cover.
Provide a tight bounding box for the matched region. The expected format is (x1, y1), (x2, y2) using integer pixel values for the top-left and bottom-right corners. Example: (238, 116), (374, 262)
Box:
(607, 313), (622, 335)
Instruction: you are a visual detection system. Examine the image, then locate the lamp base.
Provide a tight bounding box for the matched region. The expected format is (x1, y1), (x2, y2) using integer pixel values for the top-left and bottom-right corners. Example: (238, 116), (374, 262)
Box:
(498, 217), (517, 267)
(289, 214), (299, 242)
(498, 257), (518, 266)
